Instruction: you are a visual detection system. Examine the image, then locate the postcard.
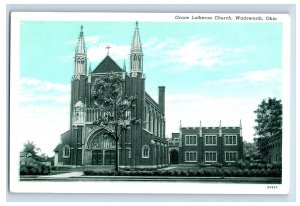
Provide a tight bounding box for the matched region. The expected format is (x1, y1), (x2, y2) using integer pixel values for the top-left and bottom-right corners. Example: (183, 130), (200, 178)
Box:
(10, 12), (290, 194)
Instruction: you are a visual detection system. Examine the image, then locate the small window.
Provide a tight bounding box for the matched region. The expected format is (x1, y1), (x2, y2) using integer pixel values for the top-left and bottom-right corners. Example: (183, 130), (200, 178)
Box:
(142, 145), (150, 158)
(185, 151), (197, 162)
(225, 151), (238, 162)
(185, 135), (197, 146)
(205, 135), (217, 145)
(63, 145), (70, 158)
(224, 135), (237, 145)
(205, 151), (217, 162)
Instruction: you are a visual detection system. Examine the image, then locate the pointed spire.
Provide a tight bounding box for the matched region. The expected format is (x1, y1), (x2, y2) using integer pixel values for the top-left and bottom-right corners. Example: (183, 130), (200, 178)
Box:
(75, 25), (86, 54)
(131, 21), (142, 53)
(74, 25), (87, 78)
(130, 21), (143, 75)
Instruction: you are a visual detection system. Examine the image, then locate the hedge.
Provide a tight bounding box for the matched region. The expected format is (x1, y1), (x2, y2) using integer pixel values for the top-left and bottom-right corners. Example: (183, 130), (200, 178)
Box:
(20, 162), (51, 175)
(83, 167), (281, 177)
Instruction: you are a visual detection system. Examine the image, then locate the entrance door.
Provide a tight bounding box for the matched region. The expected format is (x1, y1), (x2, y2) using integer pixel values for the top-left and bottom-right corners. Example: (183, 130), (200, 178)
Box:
(170, 150), (179, 164)
(92, 150), (103, 165)
(104, 150), (116, 165)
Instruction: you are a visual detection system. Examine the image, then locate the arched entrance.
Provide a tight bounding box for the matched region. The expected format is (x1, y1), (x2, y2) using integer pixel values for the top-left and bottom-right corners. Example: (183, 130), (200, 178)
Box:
(170, 149), (179, 164)
(88, 130), (116, 165)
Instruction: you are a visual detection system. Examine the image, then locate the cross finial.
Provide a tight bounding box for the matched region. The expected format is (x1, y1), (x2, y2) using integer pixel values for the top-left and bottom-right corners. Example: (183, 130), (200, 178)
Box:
(106, 45), (111, 55)
(80, 25), (83, 32)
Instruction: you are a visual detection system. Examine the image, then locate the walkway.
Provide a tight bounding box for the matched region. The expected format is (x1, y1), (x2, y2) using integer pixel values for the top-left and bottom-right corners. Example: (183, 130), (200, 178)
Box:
(38, 172), (83, 179)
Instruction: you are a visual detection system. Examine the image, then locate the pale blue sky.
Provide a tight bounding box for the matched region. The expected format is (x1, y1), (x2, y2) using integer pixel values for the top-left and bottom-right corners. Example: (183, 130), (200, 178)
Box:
(19, 21), (282, 155)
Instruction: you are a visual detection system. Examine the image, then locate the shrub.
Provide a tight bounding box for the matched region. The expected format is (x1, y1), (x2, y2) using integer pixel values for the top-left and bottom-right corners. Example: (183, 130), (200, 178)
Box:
(203, 169), (212, 177)
(271, 163), (282, 170)
(223, 169), (232, 177)
(196, 169), (205, 176)
(260, 168), (268, 177)
(41, 165), (51, 175)
(20, 162), (51, 175)
(213, 168), (222, 176)
(20, 165), (29, 175)
(272, 169), (282, 177)
(231, 169), (238, 177)
(237, 160), (247, 169)
(173, 169), (181, 176)
(181, 170), (189, 176)
(188, 170), (197, 177)
(236, 169), (243, 177)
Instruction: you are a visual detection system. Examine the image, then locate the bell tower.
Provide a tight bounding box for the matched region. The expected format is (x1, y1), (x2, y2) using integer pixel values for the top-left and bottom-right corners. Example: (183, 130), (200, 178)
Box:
(130, 21), (143, 77)
(69, 25), (88, 166)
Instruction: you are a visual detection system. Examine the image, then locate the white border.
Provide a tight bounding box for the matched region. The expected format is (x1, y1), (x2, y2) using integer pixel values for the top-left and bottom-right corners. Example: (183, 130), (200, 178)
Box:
(9, 12), (291, 194)
(185, 135), (197, 146)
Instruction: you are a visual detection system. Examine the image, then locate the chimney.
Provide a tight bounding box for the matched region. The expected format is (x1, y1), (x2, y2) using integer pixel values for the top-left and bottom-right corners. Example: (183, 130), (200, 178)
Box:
(158, 86), (165, 113)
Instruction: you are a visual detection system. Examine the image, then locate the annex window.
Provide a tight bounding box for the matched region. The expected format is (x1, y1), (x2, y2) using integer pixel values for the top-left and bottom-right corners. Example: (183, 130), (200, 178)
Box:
(224, 135), (237, 145)
(205, 135), (217, 145)
(205, 151), (217, 162)
(185, 151), (197, 162)
(225, 151), (238, 162)
(63, 145), (70, 158)
(145, 106), (149, 131)
(185, 135), (197, 146)
(142, 145), (150, 158)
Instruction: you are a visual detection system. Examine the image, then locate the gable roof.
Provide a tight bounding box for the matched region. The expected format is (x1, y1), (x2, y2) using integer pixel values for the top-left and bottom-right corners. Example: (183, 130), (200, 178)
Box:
(92, 55), (123, 74)
(53, 144), (61, 152)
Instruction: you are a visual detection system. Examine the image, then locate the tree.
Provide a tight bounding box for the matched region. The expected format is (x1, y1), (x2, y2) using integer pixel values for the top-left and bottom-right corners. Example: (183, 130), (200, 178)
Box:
(92, 72), (140, 172)
(20, 141), (51, 175)
(22, 140), (41, 158)
(243, 141), (260, 162)
(253, 98), (282, 158)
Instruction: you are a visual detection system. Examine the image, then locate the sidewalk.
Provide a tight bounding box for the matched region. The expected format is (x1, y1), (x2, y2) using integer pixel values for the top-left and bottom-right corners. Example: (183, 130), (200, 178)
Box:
(38, 171), (84, 179)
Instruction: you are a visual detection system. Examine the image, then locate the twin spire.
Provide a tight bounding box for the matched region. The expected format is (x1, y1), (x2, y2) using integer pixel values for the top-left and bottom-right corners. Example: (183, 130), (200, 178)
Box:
(131, 21), (143, 53)
(74, 22), (143, 76)
(75, 25), (86, 54)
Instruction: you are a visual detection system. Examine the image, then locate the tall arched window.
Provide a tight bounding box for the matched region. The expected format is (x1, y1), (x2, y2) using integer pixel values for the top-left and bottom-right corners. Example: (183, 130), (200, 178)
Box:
(145, 106), (149, 131)
(63, 145), (70, 158)
(149, 109), (153, 133)
(158, 116), (161, 137)
(142, 145), (150, 158)
(153, 112), (157, 136)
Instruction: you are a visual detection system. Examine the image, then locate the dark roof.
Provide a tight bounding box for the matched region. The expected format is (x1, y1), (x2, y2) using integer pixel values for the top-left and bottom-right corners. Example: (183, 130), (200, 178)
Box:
(92, 55), (123, 74)
(61, 130), (71, 141)
(172, 133), (179, 138)
(53, 144), (61, 152)
(145, 92), (161, 111)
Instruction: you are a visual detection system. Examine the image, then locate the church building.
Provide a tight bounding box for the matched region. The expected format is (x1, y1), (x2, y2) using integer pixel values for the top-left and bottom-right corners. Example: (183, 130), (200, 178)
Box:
(54, 22), (168, 169)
